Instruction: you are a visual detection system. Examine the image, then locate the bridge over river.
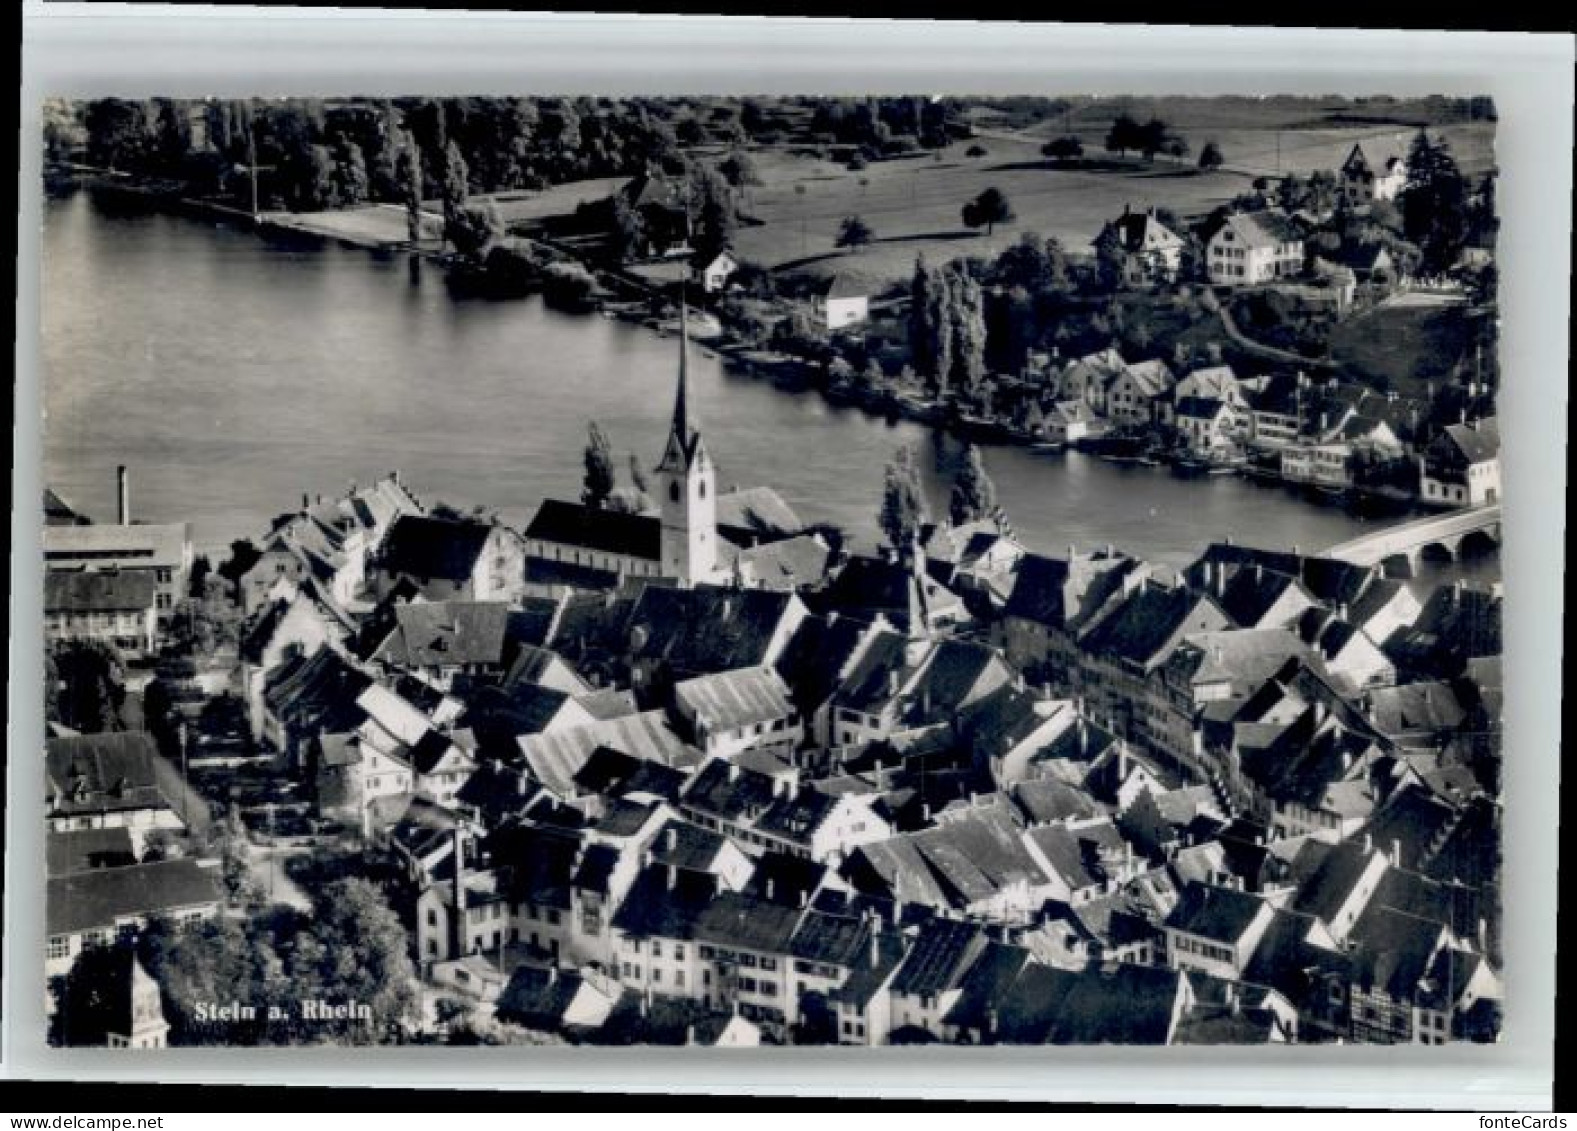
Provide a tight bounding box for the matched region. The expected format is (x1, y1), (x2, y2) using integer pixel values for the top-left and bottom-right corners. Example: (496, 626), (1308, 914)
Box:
(1321, 504), (1502, 575)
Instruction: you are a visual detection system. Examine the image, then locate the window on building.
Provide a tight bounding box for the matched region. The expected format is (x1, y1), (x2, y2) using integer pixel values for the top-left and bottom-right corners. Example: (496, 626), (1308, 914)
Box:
(48, 936), (70, 960)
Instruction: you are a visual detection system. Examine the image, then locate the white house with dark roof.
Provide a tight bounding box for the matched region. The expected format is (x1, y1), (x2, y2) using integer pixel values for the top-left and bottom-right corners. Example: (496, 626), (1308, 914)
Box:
(1205, 211), (1305, 286)
(1341, 141), (1408, 203)
(46, 733), (184, 834)
(1420, 418), (1500, 507)
(673, 665), (802, 759)
(1102, 205), (1186, 284)
(1106, 359), (1176, 425)
(370, 514), (525, 603)
(811, 273), (871, 331)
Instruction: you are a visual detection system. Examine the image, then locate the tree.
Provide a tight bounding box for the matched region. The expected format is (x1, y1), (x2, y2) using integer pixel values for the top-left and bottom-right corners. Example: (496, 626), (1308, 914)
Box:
(1041, 136), (1084, 163)
(1198, 140), (1224, 171)
(879, 444), (929, 552)
(398, 132), (424, 244)
(962, 186), (1014, 235)
(446, 201), (502, 260)
(965, 144), (988, 158)
(717, 149), (760, 191)
(908, 256), (940, 380)
(1093, 223), (1129, 291)
(582, 422), (616, 508)
(1138, 117), (1184, 162)
(47, 639), (126, 734)
(628, 452), (652, 499)
(1105, 113), (1144, 158)
(689, 167), (737, 269)
(949, 443), (997, 526)
(1400, 129), (1470, 273)
(308, 878), (422, 1041)
(836, 214), (875, 252)
(331, 139), (369, 207)
(600, 194), (644, 265)
(189, 555), (213, 599)
(439, 139), (470, 239)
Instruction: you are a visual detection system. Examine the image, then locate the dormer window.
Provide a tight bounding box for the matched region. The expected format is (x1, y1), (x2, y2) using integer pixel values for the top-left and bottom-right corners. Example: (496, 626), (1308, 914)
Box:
(669, 482), (681, 503)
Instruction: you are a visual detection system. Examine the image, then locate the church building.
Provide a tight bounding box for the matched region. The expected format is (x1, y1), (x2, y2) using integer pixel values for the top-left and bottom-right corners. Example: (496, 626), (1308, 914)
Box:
(523, 305), (809, 591)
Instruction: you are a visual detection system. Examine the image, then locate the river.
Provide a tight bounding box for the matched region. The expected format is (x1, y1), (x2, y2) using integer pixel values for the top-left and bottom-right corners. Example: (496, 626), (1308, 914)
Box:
(40, 190), (1495, 585)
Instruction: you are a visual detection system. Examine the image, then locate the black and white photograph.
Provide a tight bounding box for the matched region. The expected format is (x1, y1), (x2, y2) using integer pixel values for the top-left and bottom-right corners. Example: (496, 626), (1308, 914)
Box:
(13, 12), (1566, 1098)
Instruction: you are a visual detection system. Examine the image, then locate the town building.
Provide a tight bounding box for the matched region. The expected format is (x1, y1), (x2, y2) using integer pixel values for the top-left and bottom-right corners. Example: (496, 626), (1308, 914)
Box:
(1204, 211), (1305, 287)
(1341, 141), (1408, 204)
(44, 570), (159, 656)
(1420, 418), (1500, 507)
(811, 273), (872, 331)
(1101, 206), (1186, 285)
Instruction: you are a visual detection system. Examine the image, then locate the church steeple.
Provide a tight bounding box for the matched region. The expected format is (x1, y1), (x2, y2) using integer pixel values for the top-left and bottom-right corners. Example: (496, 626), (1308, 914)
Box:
(659, 294), (704, 473)
(655, 290), (717, 587)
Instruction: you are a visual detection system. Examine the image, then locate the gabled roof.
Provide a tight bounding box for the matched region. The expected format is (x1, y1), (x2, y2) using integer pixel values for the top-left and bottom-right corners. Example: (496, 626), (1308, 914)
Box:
(714, 487), (803, 538)
(262, 645), (374, 735)
(847, 806), (1047, 912)
(520, 711), (697, 797)
(47, 827), (140, 876)
(1082, 583), (1228, 672)
(680, 757), (842, 846)
(1432, 418), (1500, 465)
(1108, 209), (1184, 254)
(675, 665), (796, 734)
(1118, 359), (1176, 399)
(1164, 880), (1269, 944)
(44, 523), (190, 568)
(889, 918), (989, 997)
(47, 858), (223, 936)
(1001, 549), (1140, 632)
(1174, 396), (1230, 421)
(46, 733), (167, 816)
(1204, 209), (1304, 249)
(940, 941), (1033, 1032)
(626, 584), (801, 678)
(376, 515), (497, 582)
(524, 499), (661, 562)
(695, 890), (805, 955)
(45, 570), (157, 614)
(372, 601), (514, 668)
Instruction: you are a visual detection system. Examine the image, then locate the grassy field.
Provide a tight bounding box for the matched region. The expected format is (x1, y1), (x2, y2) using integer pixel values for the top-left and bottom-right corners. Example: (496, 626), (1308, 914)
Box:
(1327, 299), (1489, 395)
(732, 135), (1254, 285)
(259, 101), (1494, 295)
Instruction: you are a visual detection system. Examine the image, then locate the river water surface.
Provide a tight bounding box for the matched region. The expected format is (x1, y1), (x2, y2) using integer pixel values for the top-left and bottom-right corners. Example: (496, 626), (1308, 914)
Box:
(41, 191), (1489, 584)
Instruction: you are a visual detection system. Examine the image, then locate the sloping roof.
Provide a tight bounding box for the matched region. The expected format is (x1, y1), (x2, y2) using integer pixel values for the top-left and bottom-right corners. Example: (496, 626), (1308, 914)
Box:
(1174, 396), (1230, 421)
(1437, 418), (1500, 465)
(940, 941), (1034, 1032)
(675, 665), (796, 733)
(1176, 365), (1240, 402)
(1109, 209), (1184, 254)
(1164, 881), (1269, 944)
(696, 890), (805, 954)
(262, 645), (373, 734)
(680, 757), (842, 846)
(494, 965), (591, 1031)
(377, 515), (495, 582)
(46, 733), (167, 817)
(1207, 210), (1304, 249)
(1120, 359), (1176, 399)
(47, 827), (140, 876)
(1082, 583), (1226, 671)
(1001, 550), (1140, 632)
(714, 487), (803, 538)
(524, 499), (662, 562)
(815, 272), (875, 301)
(626, 585), (800, 677)
(519, 711), (696, 797)
(47, 858), (223, 936)
(1164, 628), (1308, 689)
(890, 918), (989, 997)
(44, 487), (88, 525)
(735, 534), (831, 591)
(372, 601), (513, 668)
(45, 570), (157, 614)
(848, 806), (1046, 912)
(44, 523), (190, 567)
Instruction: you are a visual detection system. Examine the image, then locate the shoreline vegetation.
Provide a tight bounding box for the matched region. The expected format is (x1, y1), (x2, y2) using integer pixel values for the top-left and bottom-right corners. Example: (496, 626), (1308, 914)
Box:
(44, 91), (1496, 524)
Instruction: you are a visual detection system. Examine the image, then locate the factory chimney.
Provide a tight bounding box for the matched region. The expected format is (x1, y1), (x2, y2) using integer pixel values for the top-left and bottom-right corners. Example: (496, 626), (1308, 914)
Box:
(116, 466), (131, 526)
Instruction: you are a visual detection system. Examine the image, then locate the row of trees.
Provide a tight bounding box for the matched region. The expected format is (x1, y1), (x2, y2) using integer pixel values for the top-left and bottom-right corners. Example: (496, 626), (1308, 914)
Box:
(877, 442), (998, 551)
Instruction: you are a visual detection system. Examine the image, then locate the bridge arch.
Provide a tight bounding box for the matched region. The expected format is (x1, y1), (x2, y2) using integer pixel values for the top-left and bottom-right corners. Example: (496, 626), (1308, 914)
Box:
(1419, 541), (1458, 565)
(1459, 528), (1500, 559)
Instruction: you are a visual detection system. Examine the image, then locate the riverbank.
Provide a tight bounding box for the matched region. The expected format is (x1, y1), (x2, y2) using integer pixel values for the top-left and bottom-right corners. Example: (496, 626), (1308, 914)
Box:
(53, 169), (1438, 523)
